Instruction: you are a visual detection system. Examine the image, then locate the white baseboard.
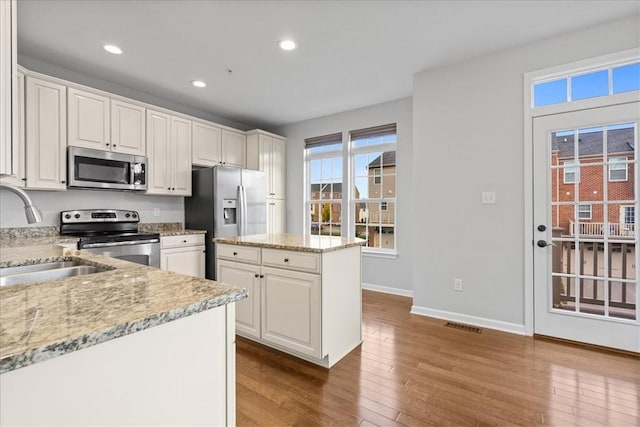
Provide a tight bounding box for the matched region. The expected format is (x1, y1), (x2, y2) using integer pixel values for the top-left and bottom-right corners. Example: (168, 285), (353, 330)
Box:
(362, 283), (413, 298)
(410, 305), (526, 335)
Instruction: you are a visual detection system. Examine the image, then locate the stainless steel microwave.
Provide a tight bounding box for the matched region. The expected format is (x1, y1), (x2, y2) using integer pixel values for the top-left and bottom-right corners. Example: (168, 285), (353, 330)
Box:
(67, 147), (147, 191)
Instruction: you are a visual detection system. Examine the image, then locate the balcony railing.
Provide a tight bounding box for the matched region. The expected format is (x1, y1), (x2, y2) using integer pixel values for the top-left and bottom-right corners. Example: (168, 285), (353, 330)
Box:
(569, 221), (636, 237)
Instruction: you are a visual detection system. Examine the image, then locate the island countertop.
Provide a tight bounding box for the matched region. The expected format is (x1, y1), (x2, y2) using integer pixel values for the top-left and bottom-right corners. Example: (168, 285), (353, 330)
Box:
(213, 233), (366, 253)
(0, 245), (246, 374)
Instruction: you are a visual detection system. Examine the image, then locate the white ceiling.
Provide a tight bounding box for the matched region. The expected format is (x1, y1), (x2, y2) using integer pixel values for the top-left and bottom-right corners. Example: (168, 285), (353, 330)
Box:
(17, 1), (640, 129)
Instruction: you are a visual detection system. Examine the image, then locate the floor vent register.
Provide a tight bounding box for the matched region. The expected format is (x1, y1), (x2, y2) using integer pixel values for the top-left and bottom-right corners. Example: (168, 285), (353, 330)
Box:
(444, 322), (482, 334)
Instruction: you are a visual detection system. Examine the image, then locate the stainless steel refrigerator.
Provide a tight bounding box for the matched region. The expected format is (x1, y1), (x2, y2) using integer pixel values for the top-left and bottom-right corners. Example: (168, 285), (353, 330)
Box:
(184, 166), (266, 279)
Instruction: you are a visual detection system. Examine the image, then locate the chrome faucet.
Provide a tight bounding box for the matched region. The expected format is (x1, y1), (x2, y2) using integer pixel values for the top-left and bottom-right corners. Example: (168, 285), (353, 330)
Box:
(0, 177), (43, 223)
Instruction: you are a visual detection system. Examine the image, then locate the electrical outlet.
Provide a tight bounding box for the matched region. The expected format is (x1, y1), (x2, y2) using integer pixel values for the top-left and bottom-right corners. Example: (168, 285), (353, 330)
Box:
(153, 208), (160, 217)
(454, 278), (463, 292)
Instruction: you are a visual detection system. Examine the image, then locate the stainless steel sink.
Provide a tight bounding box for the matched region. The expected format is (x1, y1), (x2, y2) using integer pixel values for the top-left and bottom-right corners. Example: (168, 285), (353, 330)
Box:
(0, 261), (110, 287)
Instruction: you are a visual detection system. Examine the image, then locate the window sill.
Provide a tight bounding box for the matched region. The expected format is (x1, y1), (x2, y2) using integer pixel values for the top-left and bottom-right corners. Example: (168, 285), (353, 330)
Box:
(362, 250), (398, 260)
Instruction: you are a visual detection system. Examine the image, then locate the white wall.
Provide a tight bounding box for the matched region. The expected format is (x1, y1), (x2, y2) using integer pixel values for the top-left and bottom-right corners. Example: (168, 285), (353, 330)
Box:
(275, 97), (413, 293)
(0, 190), (183, 228)
(411, 15), (640, 331)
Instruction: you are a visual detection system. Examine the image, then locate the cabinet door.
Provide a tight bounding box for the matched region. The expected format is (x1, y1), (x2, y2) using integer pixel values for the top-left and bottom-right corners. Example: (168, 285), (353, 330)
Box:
(161, 246), (205, 278)
(111, 99), (145, 155)
(221, 129), (246, 167)
(1, 70), (24, 187)
(67, 87), (110, 150)
(258, 134), (272, 195)
(171, 116), (192, 196)
(192, 121), (222, 166)
(271, 137), (286, 199)
(217, 260), (261, 339)
(0, 0), (15, 177)
(145, 109), (171, 194)
(261, 266), (321, 357)
(267, 199), (285, 235)
(25, 76), (67, 190)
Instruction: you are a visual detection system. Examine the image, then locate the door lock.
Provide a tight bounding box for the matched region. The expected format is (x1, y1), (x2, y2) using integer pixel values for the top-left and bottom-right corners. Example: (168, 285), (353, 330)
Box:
(537, 224), (546, 232)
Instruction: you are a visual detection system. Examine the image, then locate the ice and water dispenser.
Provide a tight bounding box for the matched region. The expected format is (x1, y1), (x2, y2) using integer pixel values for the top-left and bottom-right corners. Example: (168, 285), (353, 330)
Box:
(222, 199), (237, 225)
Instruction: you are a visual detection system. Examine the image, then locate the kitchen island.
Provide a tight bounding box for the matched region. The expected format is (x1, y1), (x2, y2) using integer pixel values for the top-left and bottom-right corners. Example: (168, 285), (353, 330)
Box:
(214, 233), (365, 368)
(0, 244), (245, 426)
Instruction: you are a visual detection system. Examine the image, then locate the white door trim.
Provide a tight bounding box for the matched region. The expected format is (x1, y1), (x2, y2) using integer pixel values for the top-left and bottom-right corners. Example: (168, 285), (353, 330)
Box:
(523, 48), (640, 336)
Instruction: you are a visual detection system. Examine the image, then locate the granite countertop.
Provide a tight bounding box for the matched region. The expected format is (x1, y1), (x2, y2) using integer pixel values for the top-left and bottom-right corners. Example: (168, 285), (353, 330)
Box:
(139, 222), (206, 237)
(214, 233), (366, 253)
(0, 245), (246, 374)
(0, 224), (206, 248)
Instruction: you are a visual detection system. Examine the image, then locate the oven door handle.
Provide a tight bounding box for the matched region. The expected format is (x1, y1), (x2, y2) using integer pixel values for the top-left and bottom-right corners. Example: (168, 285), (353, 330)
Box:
(80, 239), (159, 249)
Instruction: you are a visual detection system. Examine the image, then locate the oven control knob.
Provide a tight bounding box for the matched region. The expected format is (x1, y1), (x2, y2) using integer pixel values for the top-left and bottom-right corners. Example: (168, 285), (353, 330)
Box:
(125, 213), (131, 218)
(132, 213), (137, 219)
(64, 214), (71, 220)
(74, 213), (80, 219)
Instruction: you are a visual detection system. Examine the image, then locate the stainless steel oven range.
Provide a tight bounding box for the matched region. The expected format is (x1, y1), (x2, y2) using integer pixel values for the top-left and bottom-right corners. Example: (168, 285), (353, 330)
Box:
(60, 209), (160, 268)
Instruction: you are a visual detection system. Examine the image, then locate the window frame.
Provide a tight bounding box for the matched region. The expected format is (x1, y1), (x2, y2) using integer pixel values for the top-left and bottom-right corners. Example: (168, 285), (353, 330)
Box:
(350, 132), (397, 255)
(563, 160), (579, 183)
(304, 136), (344, 238)
(532, 59), (640, 107)
(578, 203), (592, 220)
(608, 156), (628, 182)
(373, 168), (381, 184)
(623, 205), (635, 225)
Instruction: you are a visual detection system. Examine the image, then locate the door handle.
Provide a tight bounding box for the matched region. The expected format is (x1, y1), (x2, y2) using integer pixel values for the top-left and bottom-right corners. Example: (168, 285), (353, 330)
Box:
(536, 240), (556, 248)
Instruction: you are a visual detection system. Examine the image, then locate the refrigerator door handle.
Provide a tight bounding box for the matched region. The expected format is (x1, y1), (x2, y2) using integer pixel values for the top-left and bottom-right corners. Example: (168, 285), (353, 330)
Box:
(238, 185), (247, 236)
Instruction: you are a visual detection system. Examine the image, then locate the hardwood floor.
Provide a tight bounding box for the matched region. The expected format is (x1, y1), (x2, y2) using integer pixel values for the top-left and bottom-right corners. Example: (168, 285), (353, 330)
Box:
(236, 290), (639, 426)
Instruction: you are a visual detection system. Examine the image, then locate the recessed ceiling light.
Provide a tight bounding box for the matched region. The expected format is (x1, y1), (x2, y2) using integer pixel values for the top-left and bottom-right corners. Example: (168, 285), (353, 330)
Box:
(278, 40), (297, 51)
(103, 44), (123, 55)
(192, 80), (207, 88)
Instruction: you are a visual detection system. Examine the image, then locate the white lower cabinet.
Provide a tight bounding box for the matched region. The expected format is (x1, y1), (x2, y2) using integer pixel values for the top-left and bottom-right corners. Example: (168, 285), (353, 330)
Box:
(261, 266), (321, 357)
(160, 234), (205, 278)
(217, 260), (261, 338)
(216, 242), (361, 367)
(0, 305), (235, 426)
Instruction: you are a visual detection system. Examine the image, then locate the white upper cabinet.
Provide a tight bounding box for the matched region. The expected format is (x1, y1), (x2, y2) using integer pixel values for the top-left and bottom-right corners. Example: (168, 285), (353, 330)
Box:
(171, 115), (192, 195)
(25, 76), (67, 190)
(246, 130), (286, 199)
(67, 87), (110, 150)
(1, 71), (25, 187)
(110, 99), (146, 155)
(221, 129), (246, 168)
(146, 110), (171, 193)
(192, 121), (246, 168)
(192, 121), (222, 166)
(0, 0), (16, 178)
(146, 109), (191, 196)
(68, 87), (146, 156)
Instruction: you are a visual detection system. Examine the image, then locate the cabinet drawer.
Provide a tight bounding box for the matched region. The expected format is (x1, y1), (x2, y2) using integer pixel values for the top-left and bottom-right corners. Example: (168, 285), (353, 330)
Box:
(216, 244), (261, 264)
(161, 234), (205, 248)
(262, 249), (320, 274)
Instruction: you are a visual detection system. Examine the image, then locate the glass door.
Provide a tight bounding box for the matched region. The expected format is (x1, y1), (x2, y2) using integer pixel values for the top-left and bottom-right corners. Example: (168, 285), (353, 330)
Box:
(533, 102), (639, 352)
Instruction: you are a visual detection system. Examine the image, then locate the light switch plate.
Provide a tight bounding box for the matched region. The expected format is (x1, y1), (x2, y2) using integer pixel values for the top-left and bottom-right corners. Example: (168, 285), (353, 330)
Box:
(481, 191), (496, 205)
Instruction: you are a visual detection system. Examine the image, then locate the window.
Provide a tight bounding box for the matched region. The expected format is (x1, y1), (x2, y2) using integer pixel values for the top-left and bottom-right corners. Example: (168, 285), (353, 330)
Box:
(351, 123), (397, 252)
(304, 133), (343, 237)
(578, 204), (592, 220)
(564, 160), (578, 183)
(304, 123), (399, 254)
(623, 206), (635, 226)
(373, 168), (381, 184)
(609, 156), (628, 181)
(533, 61), (640, 107)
